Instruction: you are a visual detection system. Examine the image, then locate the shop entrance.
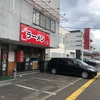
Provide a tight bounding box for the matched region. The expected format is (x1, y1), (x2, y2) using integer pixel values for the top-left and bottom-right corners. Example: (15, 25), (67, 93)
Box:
(0, 44), (8, 77)
(16, 45), (45, 72)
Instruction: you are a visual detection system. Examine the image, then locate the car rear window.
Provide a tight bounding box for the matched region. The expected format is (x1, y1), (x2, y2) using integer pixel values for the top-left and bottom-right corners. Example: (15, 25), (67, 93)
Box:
(50, 58), (58, 63)
(68, 59), (74, 64)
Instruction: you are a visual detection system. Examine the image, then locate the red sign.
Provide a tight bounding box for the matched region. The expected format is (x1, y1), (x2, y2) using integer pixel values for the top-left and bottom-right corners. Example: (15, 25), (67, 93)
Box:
(84, 28), (90, 49)
(20, 24), (50, 47)
(17, 50), (24, 62)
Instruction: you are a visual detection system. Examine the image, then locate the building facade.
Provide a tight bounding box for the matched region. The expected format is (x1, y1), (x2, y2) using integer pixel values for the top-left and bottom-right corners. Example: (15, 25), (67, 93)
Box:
(46, 27), (76, 60)
(67, 30), (94, 60)
(0, 0), (60, 77)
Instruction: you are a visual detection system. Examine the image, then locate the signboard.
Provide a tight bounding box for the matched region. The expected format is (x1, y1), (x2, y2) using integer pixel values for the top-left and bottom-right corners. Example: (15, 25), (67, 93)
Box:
(8, 51), (15, 62)
(20, 24), (50, 47)
(84, 28), (90, 49)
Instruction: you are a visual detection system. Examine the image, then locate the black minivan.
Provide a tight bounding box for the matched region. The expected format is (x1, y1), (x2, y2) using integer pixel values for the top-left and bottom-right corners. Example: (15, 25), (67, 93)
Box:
(47, 58), (97, 79)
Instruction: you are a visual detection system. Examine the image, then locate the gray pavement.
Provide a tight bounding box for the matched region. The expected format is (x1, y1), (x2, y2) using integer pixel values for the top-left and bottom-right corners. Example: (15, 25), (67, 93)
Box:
(0, 66), (100, 100)
(0, 71), (83, 100)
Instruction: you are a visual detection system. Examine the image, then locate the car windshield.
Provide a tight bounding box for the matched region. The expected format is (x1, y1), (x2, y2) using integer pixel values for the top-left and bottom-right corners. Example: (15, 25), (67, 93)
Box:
(74, 59), (89, 66)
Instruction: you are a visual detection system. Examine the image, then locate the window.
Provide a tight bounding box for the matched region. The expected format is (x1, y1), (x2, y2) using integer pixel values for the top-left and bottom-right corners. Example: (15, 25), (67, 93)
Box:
(51, 20), (55, 32)
(59, 58), (68, 64)
(60, 36), (63, 44)
(52, 52), (57, 57)
(46, 17), (51, 30)
(33, 9), (40, 25)
(76, 45), (82, 46)
(58, 53), (61, 57)
(40, 14), (45, 28)
(59, 59), (66, 63)
(33, 9), (36, 23)
(76, 40), (82, 42)
(63, 37), (65, 44)
(33, 9), (56, 33)
(59, 36), (61, 43)
(59, 36), (65, 44)
(62, 53), (65, 57)
(68, 59), (74, 64)
(77, 35), (82, 37)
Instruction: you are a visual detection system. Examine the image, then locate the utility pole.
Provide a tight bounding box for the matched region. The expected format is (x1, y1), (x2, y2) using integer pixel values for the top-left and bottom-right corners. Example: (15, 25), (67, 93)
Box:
(65, 33), (67, 57)
(81, 31), (84, 61)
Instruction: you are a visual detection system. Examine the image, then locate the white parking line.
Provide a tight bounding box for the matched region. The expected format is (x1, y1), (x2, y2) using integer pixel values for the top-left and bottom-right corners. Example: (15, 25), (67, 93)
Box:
(42, 78), (82, 100)
(16, 72), (39, 77)
(0, 82), (12, 87)
(32, 77), (56, 82)
(15, 84), (56, 95)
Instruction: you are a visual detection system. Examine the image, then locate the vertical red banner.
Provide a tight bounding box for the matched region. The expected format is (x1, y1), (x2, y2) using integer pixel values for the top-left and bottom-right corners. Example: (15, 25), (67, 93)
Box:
(17, 50), (24, 62)
(84, 28), (90, 49)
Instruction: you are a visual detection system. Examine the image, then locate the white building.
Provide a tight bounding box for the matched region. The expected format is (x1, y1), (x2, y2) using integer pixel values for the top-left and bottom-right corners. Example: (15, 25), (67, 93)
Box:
(67, 30), (94, 60)
(46, 27), (76, 60)
(46, 28), (94, 61)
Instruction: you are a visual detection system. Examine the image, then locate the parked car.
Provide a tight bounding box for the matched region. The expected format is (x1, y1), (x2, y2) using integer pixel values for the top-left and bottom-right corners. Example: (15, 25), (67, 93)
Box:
(83, 58), (98, 66)
(91, 59), (100, 65)
(47, 58), (97, 79)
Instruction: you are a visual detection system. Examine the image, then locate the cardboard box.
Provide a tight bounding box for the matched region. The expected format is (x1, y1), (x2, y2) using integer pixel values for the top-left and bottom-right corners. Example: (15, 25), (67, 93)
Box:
(32, 61), (39, 69)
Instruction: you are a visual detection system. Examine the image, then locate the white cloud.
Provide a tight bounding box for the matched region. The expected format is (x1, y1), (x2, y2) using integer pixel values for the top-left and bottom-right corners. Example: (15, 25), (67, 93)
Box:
(92, 30), (100, 39)
(60, 0), (100, 51)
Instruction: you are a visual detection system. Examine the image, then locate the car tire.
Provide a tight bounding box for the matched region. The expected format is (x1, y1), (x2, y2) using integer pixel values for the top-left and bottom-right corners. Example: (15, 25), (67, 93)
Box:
(51, 68), (57, 74)
(81, 72), (89, 79)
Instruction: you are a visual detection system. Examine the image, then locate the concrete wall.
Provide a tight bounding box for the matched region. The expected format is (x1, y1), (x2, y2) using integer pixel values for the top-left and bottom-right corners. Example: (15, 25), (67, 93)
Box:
(0, 0), (21, 41)
(0, 0), (59, 48)
(42, 0), (60, 48)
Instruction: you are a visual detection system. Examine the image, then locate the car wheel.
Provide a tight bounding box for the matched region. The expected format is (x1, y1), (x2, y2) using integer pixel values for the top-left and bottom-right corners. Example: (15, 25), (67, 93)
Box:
(81, 72), (89, 79)
(51, 68), (57, 74)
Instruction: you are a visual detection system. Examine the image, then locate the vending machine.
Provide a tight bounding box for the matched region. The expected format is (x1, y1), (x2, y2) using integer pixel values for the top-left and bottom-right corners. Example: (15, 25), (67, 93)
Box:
(24, 57), (31, 71)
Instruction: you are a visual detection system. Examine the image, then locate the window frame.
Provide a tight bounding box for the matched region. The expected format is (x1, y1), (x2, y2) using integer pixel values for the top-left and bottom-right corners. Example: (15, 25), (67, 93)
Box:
(40, 13), (46, 28)
(51, 19), (56, 33)
(45, 17), (51, 31)
(33, 9), (40, 25)
(33, 8), (56, 33)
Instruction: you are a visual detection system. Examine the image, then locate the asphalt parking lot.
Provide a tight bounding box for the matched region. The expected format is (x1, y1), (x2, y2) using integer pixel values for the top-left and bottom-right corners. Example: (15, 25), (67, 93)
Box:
(0, 66), (100, 100)
(0, 71), (82, 100)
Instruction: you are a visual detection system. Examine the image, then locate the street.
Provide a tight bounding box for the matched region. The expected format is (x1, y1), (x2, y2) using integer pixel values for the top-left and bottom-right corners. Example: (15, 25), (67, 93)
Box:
(0, 66), (100, 100)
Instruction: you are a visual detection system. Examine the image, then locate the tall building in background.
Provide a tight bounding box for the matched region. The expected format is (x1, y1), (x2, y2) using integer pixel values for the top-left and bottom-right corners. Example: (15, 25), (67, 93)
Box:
(67, 30), (93, 59)
(0, 0), (60, 77)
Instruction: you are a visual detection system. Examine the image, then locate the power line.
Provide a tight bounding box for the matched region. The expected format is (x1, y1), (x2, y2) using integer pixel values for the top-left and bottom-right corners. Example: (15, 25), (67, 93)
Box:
(33, 0), (68, 22)
(67, 20), (100, 23)
(61, 20), (100, 23)
(61, 26), (100, 29)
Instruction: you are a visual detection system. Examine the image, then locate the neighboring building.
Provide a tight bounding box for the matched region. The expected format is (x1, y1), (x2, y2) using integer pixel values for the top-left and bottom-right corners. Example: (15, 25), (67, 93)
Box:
(46, 27), (76, 60)
(0, 0), (60, 77)
(67, 30), (94, 60)
(67, 30), (83, 60)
